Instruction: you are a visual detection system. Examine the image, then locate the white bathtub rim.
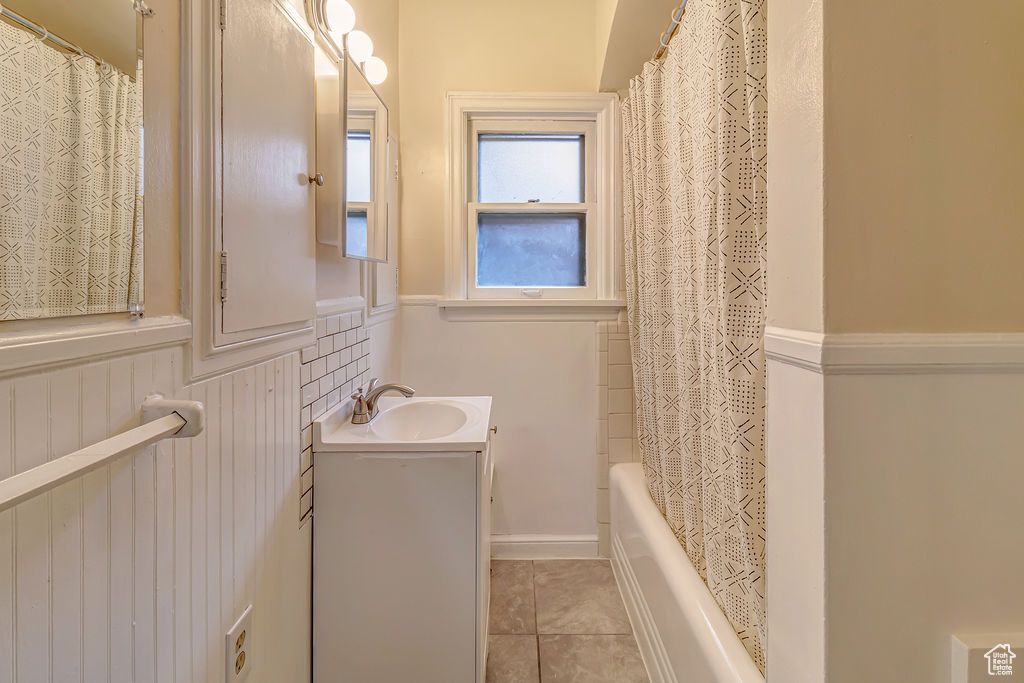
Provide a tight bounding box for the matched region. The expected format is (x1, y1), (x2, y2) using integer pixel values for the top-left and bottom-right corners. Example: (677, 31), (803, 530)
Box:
(610, 462), (765, 683)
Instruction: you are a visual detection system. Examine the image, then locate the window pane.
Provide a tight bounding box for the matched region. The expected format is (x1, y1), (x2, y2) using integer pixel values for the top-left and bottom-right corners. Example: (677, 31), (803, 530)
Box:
(478, 134), (583, 203)
(346, 210), (368, 258)
(476, 213), (585, 287)
(347, 130), (372, 203)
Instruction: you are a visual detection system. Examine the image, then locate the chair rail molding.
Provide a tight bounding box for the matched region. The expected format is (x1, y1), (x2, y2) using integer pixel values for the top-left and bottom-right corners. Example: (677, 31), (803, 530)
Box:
(765, 326), (1024, 374)
(0, 316), (191, 378)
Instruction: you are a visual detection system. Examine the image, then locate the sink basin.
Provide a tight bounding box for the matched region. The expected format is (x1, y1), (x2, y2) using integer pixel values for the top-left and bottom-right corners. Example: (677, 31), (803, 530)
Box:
(371, 401), (468, 441)
(314, 395), (493, 452)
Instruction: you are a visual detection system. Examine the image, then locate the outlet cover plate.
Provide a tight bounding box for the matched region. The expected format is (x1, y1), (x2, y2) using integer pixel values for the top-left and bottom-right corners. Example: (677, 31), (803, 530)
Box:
(226, 605), (254, 682)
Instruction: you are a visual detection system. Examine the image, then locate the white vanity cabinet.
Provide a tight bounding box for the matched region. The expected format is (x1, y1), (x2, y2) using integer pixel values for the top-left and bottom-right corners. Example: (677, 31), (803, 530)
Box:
(312, 396), (493, 683)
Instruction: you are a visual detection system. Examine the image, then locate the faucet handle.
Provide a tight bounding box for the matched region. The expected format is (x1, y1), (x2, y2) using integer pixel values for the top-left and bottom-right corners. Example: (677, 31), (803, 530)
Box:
(350, 386), (369, 424)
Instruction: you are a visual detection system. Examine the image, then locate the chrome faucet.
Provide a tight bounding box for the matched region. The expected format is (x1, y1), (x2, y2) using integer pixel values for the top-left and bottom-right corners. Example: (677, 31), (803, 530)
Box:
(350, 377), (416, 424)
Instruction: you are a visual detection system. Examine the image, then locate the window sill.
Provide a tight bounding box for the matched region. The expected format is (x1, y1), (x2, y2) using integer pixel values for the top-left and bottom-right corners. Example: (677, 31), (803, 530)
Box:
(435, 298), (626, 322)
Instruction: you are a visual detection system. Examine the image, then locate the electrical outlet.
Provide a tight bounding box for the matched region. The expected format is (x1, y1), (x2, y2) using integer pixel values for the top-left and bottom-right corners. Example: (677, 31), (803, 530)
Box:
(226, 605), (254, 682)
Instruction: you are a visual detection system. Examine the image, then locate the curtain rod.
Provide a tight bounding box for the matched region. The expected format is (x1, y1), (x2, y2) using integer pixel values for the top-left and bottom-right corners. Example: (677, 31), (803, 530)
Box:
(0, 4), (100, 63)
(652, 1), (688, 61)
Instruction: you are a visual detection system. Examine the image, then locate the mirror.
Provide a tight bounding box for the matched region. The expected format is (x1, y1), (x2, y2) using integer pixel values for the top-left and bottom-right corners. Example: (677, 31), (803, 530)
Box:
(0, 1), (145, 320)
(343, 56), (388, 262)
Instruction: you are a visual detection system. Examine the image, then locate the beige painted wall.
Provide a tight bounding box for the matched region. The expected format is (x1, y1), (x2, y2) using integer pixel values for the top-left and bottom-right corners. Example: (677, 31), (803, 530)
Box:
(594, 0), (617, 86)
(4, 0), (138, 74)
(396, 0), (598, 295)
(766, 0), (824, 332)
(769, 0), (1024, 334)
(767, 0), (1024, 680)
(822, 0), (1024, 333)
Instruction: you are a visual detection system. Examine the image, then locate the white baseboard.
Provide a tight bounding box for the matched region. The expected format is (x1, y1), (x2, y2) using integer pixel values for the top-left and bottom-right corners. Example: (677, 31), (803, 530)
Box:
(489, 534), (599, 559)
(611, 532), (673, 683)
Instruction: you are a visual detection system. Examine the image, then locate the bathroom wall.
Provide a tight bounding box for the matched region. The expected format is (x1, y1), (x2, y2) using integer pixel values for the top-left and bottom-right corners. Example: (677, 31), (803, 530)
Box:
(594, 0), (682, 93)
(766, 0), (1024, 680)
(400, 303), (600, 553)
(0, 346), (311, 683)
(822, 0), (1024, 334)
(393, 0), (609, 554)
(765, 0), (823, 333)
(397, 0), (598, 295)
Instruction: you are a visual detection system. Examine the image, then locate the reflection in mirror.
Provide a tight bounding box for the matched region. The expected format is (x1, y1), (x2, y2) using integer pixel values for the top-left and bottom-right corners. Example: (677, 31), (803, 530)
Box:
(0, 1), (145, 319)
(314, 53), (343, 248)
(343, 56), (388, 262)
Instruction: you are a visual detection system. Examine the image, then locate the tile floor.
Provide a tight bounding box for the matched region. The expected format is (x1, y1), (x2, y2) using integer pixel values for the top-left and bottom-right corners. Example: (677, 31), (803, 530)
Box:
(486, 559), (649, 683)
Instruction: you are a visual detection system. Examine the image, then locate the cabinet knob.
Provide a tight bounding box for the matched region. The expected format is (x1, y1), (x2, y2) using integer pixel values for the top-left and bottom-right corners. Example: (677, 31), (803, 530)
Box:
(308, 172), (325, 186)
(490, 426), (498, 435)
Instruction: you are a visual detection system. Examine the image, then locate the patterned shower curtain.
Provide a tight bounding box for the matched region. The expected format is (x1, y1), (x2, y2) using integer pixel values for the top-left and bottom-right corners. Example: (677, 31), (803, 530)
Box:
(621, 0), (767, 671)
(0, 21), (142, 319)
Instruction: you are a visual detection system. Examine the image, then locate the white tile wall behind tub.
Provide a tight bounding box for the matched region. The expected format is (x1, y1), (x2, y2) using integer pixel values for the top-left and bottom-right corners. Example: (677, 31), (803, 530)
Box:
(0, 346), (311, 683)
(298, 309), (371, 519)
(596, 314), (640, 557)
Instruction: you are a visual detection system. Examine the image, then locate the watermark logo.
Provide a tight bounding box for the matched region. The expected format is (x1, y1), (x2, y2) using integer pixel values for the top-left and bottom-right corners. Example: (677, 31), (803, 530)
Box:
(985, 644), (1016, 676)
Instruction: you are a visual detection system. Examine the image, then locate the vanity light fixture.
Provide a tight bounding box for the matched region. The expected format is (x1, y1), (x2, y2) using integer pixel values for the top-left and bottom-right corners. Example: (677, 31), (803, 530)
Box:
(347, 29), (374, 64)
(363, 56), (388, 85)
(324, 0), (355, 35)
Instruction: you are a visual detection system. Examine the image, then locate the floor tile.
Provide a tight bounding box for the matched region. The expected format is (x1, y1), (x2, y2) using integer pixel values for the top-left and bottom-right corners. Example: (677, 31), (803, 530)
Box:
(489, 560), (536, 634)
(538, 634), (648, 683)
(486, 635), (540, 683)
(534, 560), (631, 634)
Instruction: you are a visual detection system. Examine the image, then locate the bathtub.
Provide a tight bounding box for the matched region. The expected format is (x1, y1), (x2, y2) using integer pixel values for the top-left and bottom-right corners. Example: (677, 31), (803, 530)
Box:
(610, 463), (765, 683)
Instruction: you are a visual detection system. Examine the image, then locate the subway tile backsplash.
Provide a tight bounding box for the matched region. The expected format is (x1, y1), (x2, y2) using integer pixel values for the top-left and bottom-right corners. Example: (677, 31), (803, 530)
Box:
(298, 308), (371, 520)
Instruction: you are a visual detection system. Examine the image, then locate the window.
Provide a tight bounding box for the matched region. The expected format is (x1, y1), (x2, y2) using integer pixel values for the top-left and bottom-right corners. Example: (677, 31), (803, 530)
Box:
(446, 94), (618, 305)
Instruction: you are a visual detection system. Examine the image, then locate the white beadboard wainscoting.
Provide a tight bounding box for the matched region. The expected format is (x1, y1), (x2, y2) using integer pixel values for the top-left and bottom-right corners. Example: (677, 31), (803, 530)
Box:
(0, 344), (311, 683)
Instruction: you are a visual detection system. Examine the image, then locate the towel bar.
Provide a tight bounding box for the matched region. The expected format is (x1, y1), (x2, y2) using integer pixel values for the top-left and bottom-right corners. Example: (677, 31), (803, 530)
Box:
(0, 394), (204, 513)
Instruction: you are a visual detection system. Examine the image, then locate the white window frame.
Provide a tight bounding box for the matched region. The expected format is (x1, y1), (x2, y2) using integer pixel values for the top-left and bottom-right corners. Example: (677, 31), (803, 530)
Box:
(445, 93), (620, 307)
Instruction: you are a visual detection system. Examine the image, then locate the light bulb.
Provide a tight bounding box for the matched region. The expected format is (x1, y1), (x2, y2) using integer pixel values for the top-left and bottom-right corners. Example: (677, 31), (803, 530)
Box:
(324, 0), (355, 35)
(363, 56), (388, 85)
(347, 30), (373, 64)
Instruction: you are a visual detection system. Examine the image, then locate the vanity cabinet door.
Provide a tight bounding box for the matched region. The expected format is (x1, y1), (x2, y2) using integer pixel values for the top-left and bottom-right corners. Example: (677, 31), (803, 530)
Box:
(220, 0), (316, 338)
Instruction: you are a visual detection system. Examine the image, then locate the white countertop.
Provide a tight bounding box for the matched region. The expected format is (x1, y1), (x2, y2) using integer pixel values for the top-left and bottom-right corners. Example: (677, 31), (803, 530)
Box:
(313, 395), (493, 452)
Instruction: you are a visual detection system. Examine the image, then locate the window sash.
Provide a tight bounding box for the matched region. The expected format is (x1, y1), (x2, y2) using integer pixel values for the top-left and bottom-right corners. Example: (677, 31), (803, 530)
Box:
(467, 202), (597, 299)
(467, 118), (598, 300)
